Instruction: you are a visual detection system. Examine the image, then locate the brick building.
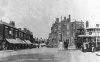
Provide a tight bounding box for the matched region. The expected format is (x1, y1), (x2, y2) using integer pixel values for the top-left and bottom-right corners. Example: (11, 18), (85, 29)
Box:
(71, 21), (84, 38)
(61, 15), (72, 45)
(48, 18), (60, 47)
(48, 15), (85, 47)
(71, 21), (84, 45)
(86, 21), (89, 28)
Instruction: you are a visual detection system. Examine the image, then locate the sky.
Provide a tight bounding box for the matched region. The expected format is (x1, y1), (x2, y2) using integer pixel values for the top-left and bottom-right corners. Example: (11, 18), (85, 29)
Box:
(0, 0), (100, 39)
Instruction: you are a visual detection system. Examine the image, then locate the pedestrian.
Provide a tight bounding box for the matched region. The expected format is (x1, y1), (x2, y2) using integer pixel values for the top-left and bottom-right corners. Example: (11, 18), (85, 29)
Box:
(64, 40), (69, 50)
(59, 41), (63, 50)
(38, 42), (40, 48)
(66, 40), (69, 50)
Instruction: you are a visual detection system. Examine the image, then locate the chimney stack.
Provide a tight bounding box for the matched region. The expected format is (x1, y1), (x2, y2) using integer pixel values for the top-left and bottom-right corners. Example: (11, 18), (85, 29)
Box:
(69, 14), (71, 22)
(86, 21), (89, 28)
(64, 16), (66, 20)
(56, 18), (59, 22)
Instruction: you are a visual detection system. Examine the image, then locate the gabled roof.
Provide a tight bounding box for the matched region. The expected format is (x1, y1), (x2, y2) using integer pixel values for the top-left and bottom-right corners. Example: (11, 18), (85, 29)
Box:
(86, 27), (100, 30)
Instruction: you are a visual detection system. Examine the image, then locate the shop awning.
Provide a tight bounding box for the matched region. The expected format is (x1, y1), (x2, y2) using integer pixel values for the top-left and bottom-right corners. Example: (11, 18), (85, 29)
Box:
(25, 40), (32, 44)
(16, 38), (26, 44)
(6, 39), (26, 44)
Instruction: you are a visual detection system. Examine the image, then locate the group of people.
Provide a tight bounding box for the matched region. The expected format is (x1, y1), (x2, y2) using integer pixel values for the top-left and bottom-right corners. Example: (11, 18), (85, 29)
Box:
(59, 39), (69, 50)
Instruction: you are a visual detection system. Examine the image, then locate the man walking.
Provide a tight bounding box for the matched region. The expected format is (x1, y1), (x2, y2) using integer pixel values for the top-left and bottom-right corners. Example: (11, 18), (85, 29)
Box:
(64, 39), (69, 50)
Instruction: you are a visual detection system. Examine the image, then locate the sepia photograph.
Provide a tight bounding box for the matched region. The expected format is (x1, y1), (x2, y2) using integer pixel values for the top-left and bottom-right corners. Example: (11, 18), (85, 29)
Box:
(0, 0), (100, 62)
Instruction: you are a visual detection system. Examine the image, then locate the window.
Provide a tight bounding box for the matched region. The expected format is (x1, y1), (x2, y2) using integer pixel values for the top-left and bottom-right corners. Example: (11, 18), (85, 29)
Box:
(67, 32), (70, 36)
(0, 24), (3, 40)
(97, 37), (100, 41)
(5, 26), (9, 38)
(8, 28), (14, 38)
(67, 24), (69, 30)
(15, 30), (18, 38)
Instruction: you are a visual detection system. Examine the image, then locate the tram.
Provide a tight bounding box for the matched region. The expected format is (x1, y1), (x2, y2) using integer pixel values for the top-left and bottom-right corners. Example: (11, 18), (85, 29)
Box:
(78, 28), (100, 52)
(0, 21), (35, 50)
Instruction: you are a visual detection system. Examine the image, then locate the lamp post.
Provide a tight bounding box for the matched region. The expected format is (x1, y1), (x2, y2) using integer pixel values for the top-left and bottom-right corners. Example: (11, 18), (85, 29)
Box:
(61, 23), (62, 42)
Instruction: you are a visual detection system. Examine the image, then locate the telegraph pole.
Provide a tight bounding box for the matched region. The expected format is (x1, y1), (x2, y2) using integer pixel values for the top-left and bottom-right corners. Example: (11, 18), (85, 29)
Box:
(61, 16), (62, 42)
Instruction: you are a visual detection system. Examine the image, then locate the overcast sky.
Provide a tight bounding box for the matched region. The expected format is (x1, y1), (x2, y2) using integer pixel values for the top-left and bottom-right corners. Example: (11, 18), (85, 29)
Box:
(0, 0), (100, 38)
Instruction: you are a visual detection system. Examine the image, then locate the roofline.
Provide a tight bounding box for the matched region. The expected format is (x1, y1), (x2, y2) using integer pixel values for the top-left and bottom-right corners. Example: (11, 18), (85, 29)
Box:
(0, 21), (33, 35)
(78, 35), (100, 37)
(86, 27), (100, 29)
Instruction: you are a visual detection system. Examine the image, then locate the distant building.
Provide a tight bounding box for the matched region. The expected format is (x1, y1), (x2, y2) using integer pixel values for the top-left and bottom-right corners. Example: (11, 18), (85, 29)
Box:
(23, 28), (33, 35)
(96, 24), (100, 27)
(18, 28), (21, 30)
(86, 21), (89, 28)
(50, 18), (60, 47)
(9, 21), (15, 27)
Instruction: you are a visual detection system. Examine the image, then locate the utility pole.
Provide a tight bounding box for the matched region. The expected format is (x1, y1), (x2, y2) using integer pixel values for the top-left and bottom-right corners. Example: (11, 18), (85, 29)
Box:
(61, 16), (63, 42)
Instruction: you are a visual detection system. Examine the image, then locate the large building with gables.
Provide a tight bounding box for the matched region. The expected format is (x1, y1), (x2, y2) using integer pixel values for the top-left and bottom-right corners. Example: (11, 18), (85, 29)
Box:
(47, 15), (85, 47)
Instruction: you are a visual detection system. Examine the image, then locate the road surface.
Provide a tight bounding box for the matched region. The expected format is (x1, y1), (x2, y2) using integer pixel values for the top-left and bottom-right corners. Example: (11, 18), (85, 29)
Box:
(0, 46), (99, 62)
(0, 47), (75, 62)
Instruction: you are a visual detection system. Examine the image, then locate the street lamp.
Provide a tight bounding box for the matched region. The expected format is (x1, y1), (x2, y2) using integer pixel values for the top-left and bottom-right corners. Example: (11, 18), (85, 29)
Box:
(61, 16), (63, 42)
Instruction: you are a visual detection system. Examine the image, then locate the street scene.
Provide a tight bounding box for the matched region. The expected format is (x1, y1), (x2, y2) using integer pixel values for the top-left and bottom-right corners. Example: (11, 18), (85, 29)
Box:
(0, 0), (100, 62)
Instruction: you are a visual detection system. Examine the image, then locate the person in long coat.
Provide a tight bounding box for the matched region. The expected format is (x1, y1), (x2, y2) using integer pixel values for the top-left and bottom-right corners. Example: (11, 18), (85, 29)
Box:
(64, 40), (69, 50)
